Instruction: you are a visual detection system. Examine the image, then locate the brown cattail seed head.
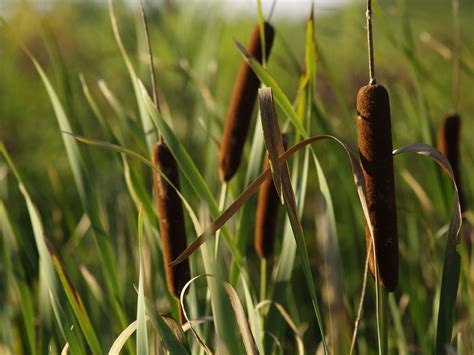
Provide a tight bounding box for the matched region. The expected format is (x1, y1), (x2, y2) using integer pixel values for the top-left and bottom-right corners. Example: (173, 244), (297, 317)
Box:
(357, 84), (398, 292)
(438, 113), (465, 211)
(218, 22), (275, 182)
(254, 134), (287, 258)
(152, 143), (190, 298)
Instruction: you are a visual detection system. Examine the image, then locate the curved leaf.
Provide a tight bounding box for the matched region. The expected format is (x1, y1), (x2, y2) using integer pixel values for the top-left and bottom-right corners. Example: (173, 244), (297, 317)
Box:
(393, 143), (462, 354)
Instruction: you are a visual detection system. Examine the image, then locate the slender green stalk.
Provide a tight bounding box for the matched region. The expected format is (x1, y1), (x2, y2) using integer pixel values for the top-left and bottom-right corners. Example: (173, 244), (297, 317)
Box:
(260, 258), (267, 301)
(377, 288), (389, 354)
(389, 294), (409, 354)
(214, 183), (228, 259)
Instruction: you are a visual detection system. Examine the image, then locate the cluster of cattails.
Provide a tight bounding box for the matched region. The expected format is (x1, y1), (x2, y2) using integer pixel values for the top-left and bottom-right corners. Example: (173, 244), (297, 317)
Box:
(254, 135), (287, 259)
(218, 21), (275, 182)
(357, 84), (399, 292)
(152, 143), (190, 311)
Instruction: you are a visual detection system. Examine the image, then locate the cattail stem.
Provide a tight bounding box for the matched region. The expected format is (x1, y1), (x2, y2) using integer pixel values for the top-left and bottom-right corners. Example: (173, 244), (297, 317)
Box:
(260, 258), (267, 301)
(267, 0), (278, 22)
(357, 84), (398, 292)
(452, 0), (460, 109)
(350, 247), (372, 355)
(219, 22), (275, 181)
(366, 0), (376, 85)
(152, 143), (190, 306)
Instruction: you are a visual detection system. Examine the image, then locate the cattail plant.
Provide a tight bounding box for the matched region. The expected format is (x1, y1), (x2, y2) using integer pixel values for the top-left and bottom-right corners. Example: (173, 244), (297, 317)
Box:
(357, 84), (398, 292)
(356, 0), (398, 292)
(152, 142), (191, 301)
(254, 134), (287, 259)
(218, 21), (275, 181)
(438, 113), (471, 257)
(142, 1), (190, 316)
(438, 113), (465, 210)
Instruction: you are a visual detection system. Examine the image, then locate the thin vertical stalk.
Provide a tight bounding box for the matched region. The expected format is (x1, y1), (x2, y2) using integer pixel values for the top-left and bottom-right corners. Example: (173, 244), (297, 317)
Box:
(260, 258), (267, 301)
(140, 0), (162, 143)
(350, 249), (372, 355)
(366, 0), (376, 85)
(377, 288), (389, 355)
(451, 0), (460, 110)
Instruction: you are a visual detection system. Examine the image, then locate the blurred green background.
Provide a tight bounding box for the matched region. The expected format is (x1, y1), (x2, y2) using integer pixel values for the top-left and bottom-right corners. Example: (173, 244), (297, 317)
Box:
(2, 0), (472, 210)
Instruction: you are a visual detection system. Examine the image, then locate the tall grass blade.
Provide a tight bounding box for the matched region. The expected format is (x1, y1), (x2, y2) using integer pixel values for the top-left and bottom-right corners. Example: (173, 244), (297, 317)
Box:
(0, 202), (37, 354)
(179, 276), (212, 354)
(136, 207), (149, 355)
(315, 191), (348, 354)
(108, 0), (157, 151)
(109, 320), (144, 354)
(258, 87), (327, 351)
(30, 56), (129, 334)
(388, 293), (409, 354)
(48, 290), (85, 354)
(180, 274), (258, 354)
(256, 301), (305, 354)
(0, 144), (56, 322)
(393, 143), (462, 354)
(109, 314), (189, 355)
(47, 244), (103, 354)
(222, 282), (259, 355)
(229, 113), (266, 284)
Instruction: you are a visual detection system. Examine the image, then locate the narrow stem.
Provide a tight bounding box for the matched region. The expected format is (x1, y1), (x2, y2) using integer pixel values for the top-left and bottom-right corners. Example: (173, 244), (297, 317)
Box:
(452, 0), (460, 110)
(379, 289), (389, 354)
(260, 258), (267, 301)
(267, 0), (278, 22)
(350, 246), (371, 355)
(366, 0), (376, 85)
(140, 0), (162, 142)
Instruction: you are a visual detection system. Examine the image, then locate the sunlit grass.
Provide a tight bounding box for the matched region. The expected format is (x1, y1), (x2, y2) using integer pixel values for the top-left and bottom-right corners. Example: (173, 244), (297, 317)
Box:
(1, 0), (473, 354)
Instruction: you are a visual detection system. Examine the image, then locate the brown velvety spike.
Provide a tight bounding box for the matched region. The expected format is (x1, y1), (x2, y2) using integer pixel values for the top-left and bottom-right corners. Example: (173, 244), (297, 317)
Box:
(438, 113), (465, 211)
(254, 135), (287, 259)
(218, 22), (275, 182)
(152, 143), (190, 298)
(357, 84), (398, 292)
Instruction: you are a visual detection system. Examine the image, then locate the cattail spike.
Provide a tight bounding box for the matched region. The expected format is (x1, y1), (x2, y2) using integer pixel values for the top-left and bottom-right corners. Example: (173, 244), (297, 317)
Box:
(254, 134), (287, 259)
(438, 113), (471, 255)
(152, 143), (190, 300)
(219, 21), (275, 182)
(438, 113), (465, 210)
(357, 84), (398, 292)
